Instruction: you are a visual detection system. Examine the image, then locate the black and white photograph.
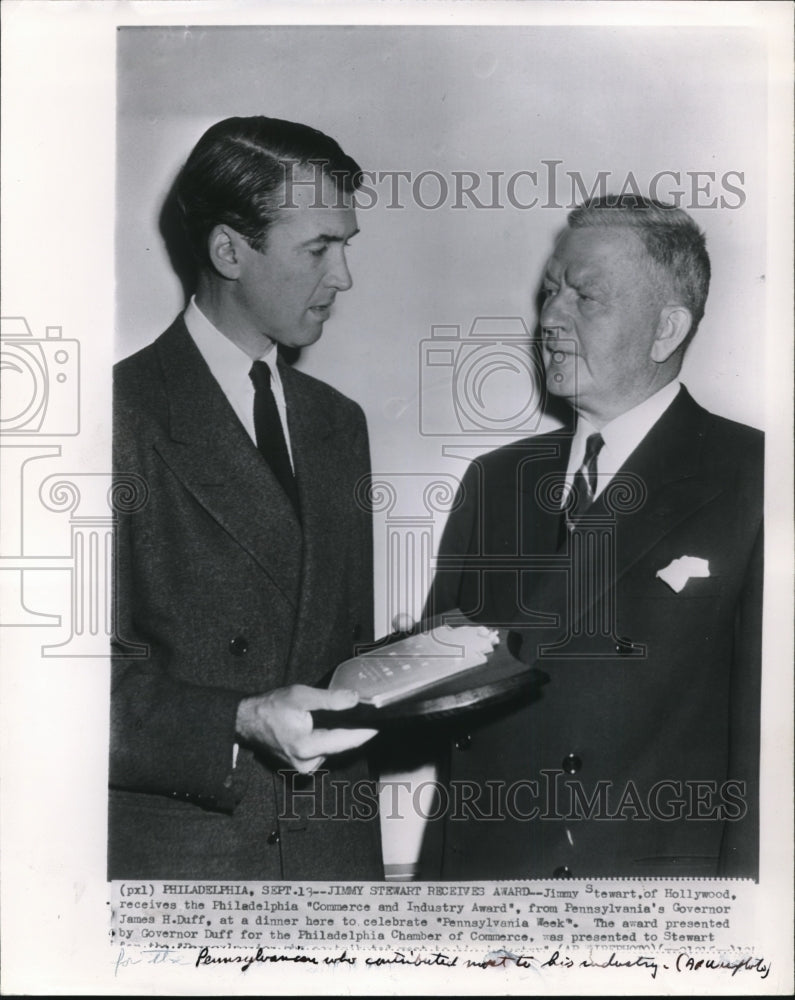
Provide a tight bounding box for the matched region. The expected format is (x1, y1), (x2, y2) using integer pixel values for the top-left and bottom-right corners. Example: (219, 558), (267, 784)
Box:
(1, 1), (792, 995)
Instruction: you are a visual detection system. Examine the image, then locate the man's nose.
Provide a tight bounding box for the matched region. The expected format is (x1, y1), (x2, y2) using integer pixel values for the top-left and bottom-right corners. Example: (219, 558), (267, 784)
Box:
(540, 293), (567, 334)
(326, 248), (353, 292)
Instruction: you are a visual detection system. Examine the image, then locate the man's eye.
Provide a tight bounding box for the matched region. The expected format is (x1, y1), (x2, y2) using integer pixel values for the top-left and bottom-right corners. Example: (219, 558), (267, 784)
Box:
(542, 284), (557, 298)
(309, 246), (328, 258)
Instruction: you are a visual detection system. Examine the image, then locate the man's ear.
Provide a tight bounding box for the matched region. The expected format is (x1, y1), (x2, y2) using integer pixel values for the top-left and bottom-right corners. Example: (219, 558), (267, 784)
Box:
(207, 225), (242, 279)
(651, 305), (692, 363)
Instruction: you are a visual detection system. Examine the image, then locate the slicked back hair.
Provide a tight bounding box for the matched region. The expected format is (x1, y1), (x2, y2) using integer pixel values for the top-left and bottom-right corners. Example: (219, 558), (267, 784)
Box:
(175, 116), (362, 266)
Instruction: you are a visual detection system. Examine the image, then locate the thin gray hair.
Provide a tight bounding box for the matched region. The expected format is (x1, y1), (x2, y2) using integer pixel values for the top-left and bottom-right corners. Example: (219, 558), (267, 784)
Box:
(568, 194), (711, 339)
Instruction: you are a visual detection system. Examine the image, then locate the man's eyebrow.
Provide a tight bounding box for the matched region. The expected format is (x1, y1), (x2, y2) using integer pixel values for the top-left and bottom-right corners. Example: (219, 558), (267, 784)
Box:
(300, 228), (360, 246)
(543, 260), (561, 278)
(568, 266), (605, 287)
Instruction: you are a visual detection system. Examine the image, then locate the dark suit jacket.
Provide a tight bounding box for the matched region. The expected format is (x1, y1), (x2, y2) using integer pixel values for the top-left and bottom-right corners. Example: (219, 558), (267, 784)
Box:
(109, 317), (382, 879)
(422, 386), (763, 879)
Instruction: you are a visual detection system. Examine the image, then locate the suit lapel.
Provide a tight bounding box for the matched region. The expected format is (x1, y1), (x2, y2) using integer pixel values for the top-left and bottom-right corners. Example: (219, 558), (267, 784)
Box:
(279, 363), (348, 681)
(152, 319), (303, 609)
(517, 432), (573, 557)
(585, 386), (722, 580)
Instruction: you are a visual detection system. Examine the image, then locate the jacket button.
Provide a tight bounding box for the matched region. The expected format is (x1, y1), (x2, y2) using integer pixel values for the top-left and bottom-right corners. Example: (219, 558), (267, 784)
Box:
(553, 865), (573, 878)
(454, 734), (472, 751)
(229, 635), (249, 656)
(267, 830), (280, 845)
(615, 635), (634, 656)
(562, 754), (582, 774)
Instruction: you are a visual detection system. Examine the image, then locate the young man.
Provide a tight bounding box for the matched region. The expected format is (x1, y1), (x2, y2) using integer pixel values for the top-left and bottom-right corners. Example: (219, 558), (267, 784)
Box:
(110, 117), (382, 880)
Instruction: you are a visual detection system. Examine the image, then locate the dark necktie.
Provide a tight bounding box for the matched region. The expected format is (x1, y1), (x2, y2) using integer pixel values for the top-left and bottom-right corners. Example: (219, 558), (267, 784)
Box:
(561, 431), (605, 542)
(575, 431), (605, 507)
(249, 361), (300, 517)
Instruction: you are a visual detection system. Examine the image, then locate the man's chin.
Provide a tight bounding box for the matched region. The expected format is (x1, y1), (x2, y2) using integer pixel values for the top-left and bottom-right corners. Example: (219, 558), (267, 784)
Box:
(279, 325), (325, 351)
(545, 374), (575, 399)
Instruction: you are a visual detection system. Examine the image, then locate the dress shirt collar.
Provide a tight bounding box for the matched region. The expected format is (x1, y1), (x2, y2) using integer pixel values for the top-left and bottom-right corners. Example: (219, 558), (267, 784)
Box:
(183, 295), (282, 397)
(567, 380), (681, 496)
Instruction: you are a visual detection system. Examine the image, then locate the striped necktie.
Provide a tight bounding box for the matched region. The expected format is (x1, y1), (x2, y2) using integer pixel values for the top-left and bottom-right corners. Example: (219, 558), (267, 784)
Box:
(562, 431), (605, 539)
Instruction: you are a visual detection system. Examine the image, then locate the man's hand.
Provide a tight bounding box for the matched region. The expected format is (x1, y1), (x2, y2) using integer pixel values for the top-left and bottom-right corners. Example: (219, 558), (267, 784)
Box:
(235, 685), (376, 774)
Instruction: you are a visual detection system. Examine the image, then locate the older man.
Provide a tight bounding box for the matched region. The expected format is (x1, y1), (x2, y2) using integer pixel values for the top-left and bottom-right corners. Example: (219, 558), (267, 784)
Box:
(423, 196), (763, 879)
(110, 116), (381, 879)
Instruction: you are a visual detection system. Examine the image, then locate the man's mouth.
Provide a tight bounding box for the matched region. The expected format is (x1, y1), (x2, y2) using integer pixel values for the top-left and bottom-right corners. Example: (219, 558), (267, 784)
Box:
(544, 345), (575, 363)
(542, 332), (577, 360)
(309, 303), (333, 319)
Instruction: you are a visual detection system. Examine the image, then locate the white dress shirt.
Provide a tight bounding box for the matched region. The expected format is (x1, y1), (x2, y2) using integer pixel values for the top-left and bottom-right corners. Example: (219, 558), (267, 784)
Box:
(564, 381), (681, 499)
(183, 296), (294, 469)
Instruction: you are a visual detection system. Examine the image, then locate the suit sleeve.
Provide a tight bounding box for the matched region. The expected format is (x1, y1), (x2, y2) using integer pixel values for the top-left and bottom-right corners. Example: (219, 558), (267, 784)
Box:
(414, 460), (482, 878)
(422, 460), (481, 624)
(109, 386), (247, 813)
(719, 521), (763, 878)
(110, 485), (246, 814)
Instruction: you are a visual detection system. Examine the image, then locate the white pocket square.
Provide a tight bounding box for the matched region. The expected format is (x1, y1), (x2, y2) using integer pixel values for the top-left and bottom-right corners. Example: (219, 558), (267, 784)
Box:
(656, 556), (710, 593)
